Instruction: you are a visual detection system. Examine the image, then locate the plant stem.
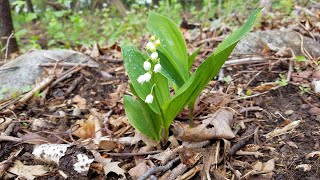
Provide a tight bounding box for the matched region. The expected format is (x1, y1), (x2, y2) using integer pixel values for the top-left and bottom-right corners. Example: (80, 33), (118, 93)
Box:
(188, 103), (194, 127)
(162, 127), (169, 144)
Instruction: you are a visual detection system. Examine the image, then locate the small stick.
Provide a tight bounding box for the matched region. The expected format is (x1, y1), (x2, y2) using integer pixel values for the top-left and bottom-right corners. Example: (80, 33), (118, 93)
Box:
(233, 91), (270, 101)
(39, 62), (99, 68)
(103, 150), (161, 157)
(138, 157), (180, 180)
(64, 75), (84, 96)
(4, 32), (14, 63)
(51, 66), (83, 87)
(0, 135), (21, 142)
(229, 126), (256, 156)
(0, 148), (23, 177)
(224, 57), (274, 66)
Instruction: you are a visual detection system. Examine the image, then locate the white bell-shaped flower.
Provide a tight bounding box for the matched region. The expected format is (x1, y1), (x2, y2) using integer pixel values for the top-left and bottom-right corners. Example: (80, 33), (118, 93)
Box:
(145, 94), (154, 104)
(155, 39), (161, 46)
(143, 61), (151, 71)
(153, 63), (162, 73)
(143, 72), (152, 82)
(150, 52), (158, 61)
(137, 75), (145, 84)
(146, 42), (156, 52)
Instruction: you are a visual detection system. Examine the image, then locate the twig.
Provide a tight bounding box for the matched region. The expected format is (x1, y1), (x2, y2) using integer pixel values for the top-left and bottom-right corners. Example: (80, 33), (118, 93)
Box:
(233, 91), (270, 101)
(244, 71), (262, 89)
(5, 76), (55, 111)
(224, 57), (275, 67)
(0, 135), (21, 142)
(168, 163), (188, 180)
(176, 165), (201, 180)
(18, 76), (55, 103)
(64, 75), (84, 96)
(103, 150), (161, 157)
(239, 106), (263, 114)
(4, 32), (14, 63)
(229, 126), (256, 156)
(50, 65), (83, 87)
(0, 148), (23, 177)
(39, 62), (99, 68)
(138, 157), (180, 180)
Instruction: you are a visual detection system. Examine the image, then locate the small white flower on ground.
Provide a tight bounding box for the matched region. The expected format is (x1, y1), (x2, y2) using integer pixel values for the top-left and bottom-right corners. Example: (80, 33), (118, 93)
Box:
(150, 36), (155, 41)
(143, 61), (151, 71)
(146, 42), (156, 52)
(150, 52), (158, 61)
(154, 63), (162, 73)
(155, 39), (161, 46)
(137, 75), (145, 84)
(145, 94), (154, 103)
(143, 72), (152, 82)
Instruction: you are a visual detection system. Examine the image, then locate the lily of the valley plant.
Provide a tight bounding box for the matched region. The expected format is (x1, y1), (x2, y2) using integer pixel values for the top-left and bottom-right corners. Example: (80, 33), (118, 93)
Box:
(122, 8), (262, 142)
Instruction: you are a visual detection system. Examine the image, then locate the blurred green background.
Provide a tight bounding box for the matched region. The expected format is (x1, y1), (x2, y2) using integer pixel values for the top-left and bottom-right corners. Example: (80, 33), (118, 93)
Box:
(5, 0), (307, 52)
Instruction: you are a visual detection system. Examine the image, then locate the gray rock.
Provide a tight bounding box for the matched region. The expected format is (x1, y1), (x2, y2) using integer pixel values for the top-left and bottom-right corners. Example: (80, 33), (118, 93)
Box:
(234, 30), (320, 58)
(0, 49), (98, 100)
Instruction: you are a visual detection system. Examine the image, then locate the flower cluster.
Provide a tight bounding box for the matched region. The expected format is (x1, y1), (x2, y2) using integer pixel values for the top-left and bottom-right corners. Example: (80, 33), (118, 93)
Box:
(137, 36), (162, 104)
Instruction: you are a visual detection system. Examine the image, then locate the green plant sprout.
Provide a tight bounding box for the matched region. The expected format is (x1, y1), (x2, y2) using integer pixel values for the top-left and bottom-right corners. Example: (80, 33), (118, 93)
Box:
(276, 74), (289, 87)
(299, 85), (311, 95)
(122, 8), (262, 142)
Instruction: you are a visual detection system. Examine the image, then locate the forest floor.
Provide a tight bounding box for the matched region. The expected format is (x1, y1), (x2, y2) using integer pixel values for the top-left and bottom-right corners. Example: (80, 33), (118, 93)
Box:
(1, 7), (320, 180)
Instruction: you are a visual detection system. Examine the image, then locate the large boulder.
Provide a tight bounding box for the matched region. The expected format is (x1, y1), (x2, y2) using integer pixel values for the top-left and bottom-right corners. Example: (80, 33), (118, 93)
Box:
(234, 30), (320, 58)
(0, 50), (98, 100)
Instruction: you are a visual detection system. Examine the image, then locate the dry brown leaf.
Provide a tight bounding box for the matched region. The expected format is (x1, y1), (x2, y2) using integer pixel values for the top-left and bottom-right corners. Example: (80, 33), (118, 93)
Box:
(306, 151), (320, 159)
(128, 161), (148, 178)
(0, 117), (12, 132)
(8, 160), (48, 180)
(90, 43), (101, 59)
(103, 161), (126, 178)
(72, 95), (87, 109)
(92, 151), (126, 177)
(295, 164), (312, 172)
(132, 131), (158, 147)
(308, 107), (320, 116)
(171, 109), (235, 141)
(275, 47), (293, 58)
(262, 159), (275, 172)
(72, 116), (95, 139)
(253, 82), (278, 92)
(98, 140), (118, 151)
(291, 71), (313, 82)
(266, 120), (300, 139)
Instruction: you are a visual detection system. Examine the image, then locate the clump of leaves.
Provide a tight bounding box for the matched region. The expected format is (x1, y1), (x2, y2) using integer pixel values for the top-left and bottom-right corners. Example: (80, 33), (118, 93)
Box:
(122, 8), (262, 142)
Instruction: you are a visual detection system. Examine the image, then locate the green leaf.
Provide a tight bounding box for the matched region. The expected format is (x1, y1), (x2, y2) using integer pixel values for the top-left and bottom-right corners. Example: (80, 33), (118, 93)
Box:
(147, 11), (189, 81)
(188, 45), (202, 70)
(158, 50), (186, 88)
(123, 95), (162, 141)
(122, 45), (160, 114)
(25, 13), (37, 23)
(296, 56), (306, 62)
(153, 73), (170, 107)
(162, 8), (263, 128)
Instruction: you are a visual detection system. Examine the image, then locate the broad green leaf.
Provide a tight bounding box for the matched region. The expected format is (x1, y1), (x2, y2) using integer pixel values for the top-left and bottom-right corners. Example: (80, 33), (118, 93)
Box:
(123, 95), (162, 141)
(122, 46), (160, 114)
(153, 73), (170, 106)
(158, 50), (186, 88)
(148, 11), (189, 81)
(188, 45), (203, 70)
(163, 8), (262, 128)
